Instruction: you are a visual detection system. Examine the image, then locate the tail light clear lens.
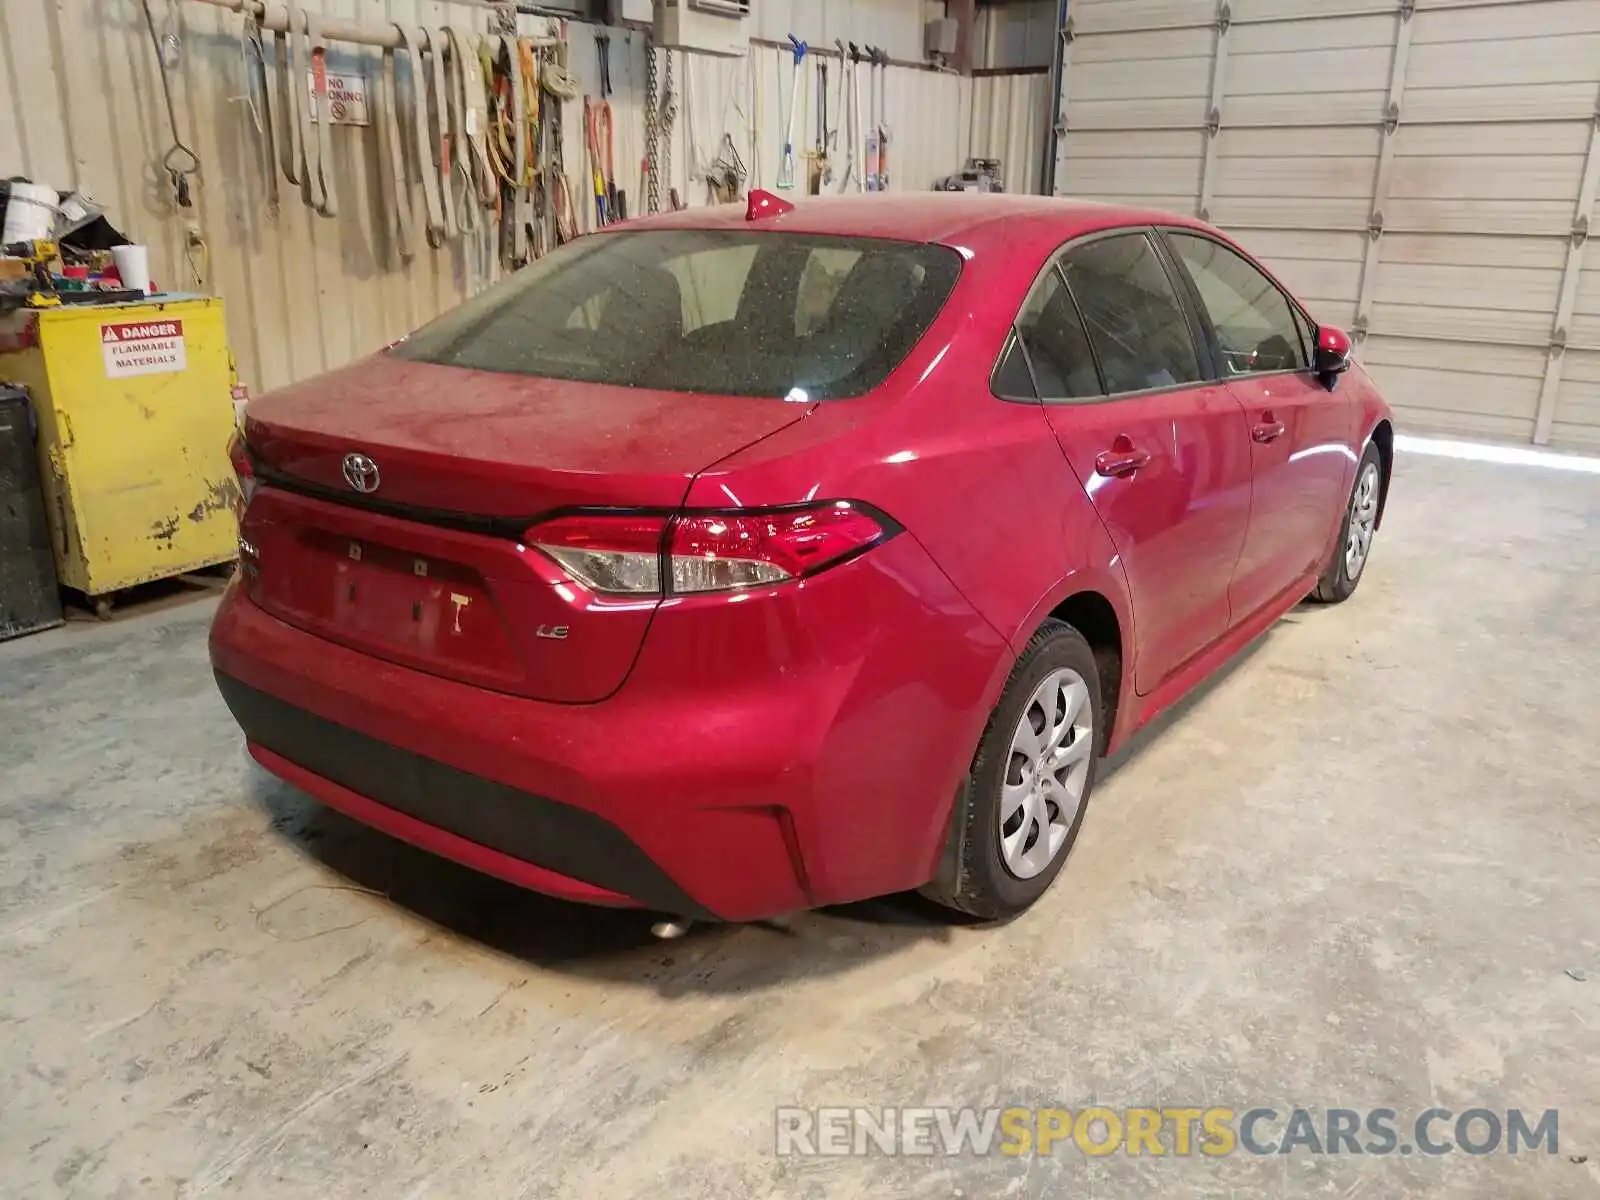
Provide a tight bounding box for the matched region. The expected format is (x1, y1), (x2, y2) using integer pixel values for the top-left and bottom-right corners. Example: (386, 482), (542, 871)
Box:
(228, 431), (257, 519)
(528, 513), (666, 595)
(526, 502), (893, 597)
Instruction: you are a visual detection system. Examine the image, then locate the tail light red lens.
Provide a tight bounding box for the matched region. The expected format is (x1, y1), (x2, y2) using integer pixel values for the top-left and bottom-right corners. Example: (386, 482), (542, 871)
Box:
(526, 502), (894, 597)
(228, 430), (257, 519)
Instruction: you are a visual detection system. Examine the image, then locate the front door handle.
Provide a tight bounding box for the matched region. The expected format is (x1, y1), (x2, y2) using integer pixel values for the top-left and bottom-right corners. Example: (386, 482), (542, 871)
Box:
(1095, 445), (1152, 477)
(1252, 420), (1286, 444)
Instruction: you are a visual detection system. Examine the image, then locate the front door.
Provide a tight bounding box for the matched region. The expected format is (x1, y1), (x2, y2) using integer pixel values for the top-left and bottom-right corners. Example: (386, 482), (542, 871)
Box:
(1027, 232), (1254, 694)
(1161, 230), (1355, 620)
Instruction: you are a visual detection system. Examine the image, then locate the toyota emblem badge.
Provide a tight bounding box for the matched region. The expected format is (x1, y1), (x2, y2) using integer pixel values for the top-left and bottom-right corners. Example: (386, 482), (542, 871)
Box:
(342, 452), (381, 494)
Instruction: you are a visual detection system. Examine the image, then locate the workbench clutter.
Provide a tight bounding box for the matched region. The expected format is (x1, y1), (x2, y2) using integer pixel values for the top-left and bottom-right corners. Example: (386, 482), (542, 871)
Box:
(0, 180), (154, 315)
(222, 0), (582, 270)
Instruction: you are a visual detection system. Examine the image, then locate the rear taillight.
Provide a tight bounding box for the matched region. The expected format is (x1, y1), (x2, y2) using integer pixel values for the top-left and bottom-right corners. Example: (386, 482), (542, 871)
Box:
(228, 431), (257, 520)
(526, 502), (894, 597)
(527, 513), (667, 595)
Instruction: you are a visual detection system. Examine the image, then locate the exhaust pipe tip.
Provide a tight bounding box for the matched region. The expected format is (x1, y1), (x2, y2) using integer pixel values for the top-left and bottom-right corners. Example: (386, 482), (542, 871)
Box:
(650, 919), (693, 940)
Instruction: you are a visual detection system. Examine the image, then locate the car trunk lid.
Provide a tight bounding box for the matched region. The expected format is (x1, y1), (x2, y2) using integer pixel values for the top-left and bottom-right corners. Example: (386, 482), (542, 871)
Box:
(240, 354), (810, 702)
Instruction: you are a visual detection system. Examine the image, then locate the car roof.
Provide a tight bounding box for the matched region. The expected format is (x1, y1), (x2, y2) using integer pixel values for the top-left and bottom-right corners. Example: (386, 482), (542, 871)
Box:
(608, 193), (1215, 251)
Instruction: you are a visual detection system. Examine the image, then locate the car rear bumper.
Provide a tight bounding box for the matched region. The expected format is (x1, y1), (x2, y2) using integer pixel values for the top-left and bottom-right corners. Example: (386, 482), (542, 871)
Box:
(208, 535), (1009, 922)
(215, 672), (712, 915)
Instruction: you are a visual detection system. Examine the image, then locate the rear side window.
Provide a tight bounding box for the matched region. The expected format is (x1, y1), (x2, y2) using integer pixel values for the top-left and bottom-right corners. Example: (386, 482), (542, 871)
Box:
(993, 266), (1102, 401)
(1167, 232), (1309, 375)
(395, 230), (962, 401)
(1061, 234), (1203, 395)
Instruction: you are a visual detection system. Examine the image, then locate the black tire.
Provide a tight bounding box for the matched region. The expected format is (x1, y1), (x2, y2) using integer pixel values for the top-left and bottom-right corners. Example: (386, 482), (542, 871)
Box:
(922, 619), (1104, 920)
(1310, 441), (1383, 604)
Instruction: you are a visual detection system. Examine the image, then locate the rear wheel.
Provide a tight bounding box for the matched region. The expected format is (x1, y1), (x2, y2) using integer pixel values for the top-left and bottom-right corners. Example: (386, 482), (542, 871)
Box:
(923, 620), (1102, 920)
(1310, 442), (1382, 604)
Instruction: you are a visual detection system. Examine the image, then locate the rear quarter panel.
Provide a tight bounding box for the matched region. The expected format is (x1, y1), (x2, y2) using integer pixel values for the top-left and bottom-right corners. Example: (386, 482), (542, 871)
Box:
(682, 243), (1140, 865)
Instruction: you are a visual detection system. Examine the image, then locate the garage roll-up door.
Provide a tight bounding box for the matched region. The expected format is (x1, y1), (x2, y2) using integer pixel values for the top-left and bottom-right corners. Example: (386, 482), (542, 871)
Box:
(1050, 0), (1600, 448)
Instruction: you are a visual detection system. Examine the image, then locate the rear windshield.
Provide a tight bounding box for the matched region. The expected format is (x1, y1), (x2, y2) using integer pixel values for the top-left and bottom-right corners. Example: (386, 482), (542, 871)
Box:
(393, 230), (963, 400)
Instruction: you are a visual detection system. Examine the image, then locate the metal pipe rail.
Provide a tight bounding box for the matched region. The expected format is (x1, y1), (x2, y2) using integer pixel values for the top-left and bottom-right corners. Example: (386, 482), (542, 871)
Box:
(188, 0), (558, 50)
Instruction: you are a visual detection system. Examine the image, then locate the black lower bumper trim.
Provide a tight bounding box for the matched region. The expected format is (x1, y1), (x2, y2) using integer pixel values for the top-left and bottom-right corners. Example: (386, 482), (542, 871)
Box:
(215, 672), (711, 918)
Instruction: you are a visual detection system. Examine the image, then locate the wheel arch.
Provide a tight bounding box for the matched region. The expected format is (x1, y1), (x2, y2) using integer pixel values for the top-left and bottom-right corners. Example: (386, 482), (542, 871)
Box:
(1369, 418), (1394, 529)
(1045, 589), (1126, 750)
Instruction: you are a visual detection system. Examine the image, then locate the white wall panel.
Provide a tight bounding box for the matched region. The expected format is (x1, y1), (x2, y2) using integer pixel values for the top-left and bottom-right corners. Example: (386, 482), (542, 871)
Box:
(1570, 260), (1600, 343)
(1051, 0), (1600, 447)
(965, 72), (1049, 195)
(753, 0), (931, 63)
(1550, 350), (1600, 449)
(974, 1), (1055, 70)
(1067, 0), (1215, 34)
(3, 0), (962, 396)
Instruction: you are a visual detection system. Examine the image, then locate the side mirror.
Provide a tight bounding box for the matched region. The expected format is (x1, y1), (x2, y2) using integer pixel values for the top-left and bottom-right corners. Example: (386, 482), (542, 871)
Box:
(1314, 325), (1353, 389)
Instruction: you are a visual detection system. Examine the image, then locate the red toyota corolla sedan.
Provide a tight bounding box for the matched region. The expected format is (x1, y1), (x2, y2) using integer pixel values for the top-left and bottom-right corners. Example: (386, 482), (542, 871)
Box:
(212, 192), (1392, 923)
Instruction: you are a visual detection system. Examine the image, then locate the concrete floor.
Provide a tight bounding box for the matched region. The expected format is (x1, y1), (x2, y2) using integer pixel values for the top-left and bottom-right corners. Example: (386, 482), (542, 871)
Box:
(3, 450), (1598, 1199)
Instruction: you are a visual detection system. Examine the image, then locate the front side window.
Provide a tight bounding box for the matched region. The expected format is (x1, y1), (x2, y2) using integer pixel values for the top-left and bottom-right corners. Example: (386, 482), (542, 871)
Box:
(1061, 234), (1204, 395)
(1167, 232), (1309, 376)
(395, 231), (962, 401)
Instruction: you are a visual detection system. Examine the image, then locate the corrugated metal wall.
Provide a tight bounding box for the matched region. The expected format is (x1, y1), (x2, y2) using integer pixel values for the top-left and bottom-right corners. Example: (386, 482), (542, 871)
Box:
(965, 72), (1048, 195)
(0, 0), (973, 396)
(1046, 0), (1600, 449)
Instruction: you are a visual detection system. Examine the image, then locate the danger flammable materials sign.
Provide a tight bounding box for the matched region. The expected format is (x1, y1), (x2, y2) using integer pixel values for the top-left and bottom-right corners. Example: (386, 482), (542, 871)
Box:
(101, 320), (187, 378)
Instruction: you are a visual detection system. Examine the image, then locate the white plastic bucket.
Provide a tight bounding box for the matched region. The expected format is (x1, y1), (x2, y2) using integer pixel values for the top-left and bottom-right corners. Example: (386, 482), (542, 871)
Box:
(2, 182), (58, 243)
(112, 244), (152, 294)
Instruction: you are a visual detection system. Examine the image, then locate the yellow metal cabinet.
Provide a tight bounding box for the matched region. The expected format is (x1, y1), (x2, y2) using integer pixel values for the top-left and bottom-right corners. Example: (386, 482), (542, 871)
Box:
(0, 295), (239, 602)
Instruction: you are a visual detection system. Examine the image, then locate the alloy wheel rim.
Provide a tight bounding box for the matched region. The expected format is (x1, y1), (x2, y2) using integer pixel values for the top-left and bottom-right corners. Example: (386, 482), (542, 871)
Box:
(999, 667), (1094, 880)
(1345, 462), (1380, 580)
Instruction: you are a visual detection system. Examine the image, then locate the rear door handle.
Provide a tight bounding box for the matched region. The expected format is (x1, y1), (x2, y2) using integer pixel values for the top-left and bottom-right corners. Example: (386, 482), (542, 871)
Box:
(1095, 447), (1152, 477)
(1252, 420), (1286, 443)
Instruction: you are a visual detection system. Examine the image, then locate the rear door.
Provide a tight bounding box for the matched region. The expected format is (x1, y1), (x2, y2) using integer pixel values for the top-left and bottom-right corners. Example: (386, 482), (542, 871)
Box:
(1160, 230), (1355, 621)
(1026, 231), (1254, 694)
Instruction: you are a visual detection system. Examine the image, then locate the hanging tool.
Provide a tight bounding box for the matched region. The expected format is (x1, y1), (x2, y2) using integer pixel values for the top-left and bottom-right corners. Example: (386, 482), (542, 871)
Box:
(239, 12), (278, 215)
(274, 13), (304, 192)
(776, 35), (806, 191)
(428, 28), (459, 239)
(584, 96), (608, 227)
(375, 40), (414, 261)
(594, 32), (618, 223)
(644, 35), (660, 213)
(396, 25), (446, 247)
(293, 1), (325, 210)
(596, 30), (613, 99)
(486, 35), (532, 266)
(658, 48), (676, 210)
(442, 29), (481, 237)
(839, 42), (863, 193)
(864, 44), (881, 191)
(807, 55), (828, 195)
(826, 40), (846, 188)
(140, 0), (200, 211)
(872, 46), (891, 192)
(706, 132), (746, 204)
(747, 48), (762, 191)
(540, 39), (580, 248)
(307, 9), (338, 216)
(446, 28), (493, 211)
